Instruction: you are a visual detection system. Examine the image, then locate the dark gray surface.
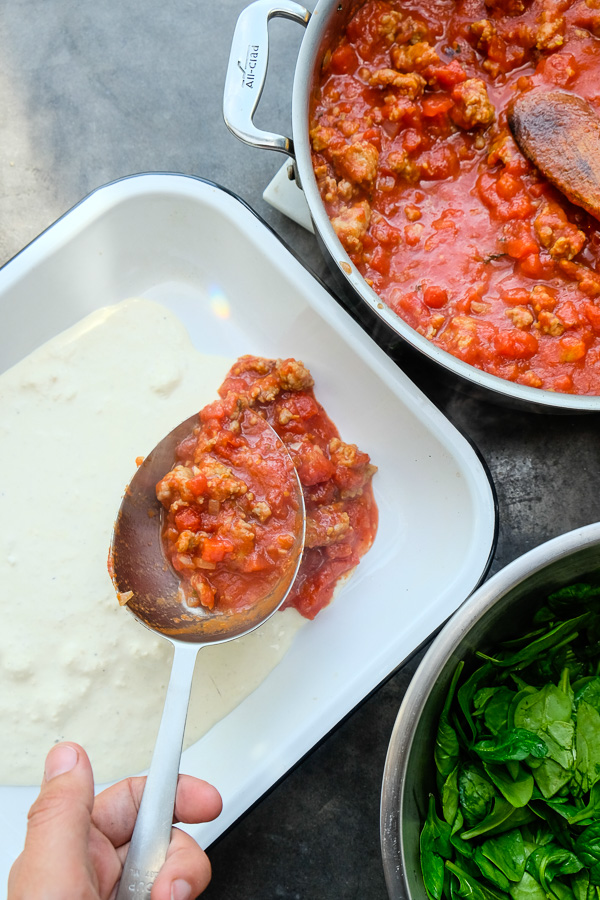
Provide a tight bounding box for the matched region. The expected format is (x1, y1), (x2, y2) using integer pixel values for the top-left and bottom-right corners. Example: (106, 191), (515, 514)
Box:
(2, 2), (600, 898)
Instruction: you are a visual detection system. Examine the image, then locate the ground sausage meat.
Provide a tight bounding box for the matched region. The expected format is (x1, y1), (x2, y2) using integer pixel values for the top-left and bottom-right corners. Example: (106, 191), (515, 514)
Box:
(310, 0), (600, 395)
(450, 78), (495, 129)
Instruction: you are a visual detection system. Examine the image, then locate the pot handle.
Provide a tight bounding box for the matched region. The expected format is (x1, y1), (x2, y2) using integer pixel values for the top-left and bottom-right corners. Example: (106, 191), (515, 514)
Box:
(224, 0), (311, 157)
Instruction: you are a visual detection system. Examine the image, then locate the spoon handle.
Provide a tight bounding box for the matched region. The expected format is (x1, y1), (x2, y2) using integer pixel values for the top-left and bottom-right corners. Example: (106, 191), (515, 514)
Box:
(116, 642), (199, 899)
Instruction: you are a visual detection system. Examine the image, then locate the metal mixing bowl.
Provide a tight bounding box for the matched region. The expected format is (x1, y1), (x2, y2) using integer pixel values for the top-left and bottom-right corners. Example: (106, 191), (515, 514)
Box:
(380, 521), (600, 899)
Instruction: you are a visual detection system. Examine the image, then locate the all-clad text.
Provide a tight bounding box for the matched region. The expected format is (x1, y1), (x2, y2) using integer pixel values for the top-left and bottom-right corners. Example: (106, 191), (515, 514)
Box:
(244, 44), (259, 87)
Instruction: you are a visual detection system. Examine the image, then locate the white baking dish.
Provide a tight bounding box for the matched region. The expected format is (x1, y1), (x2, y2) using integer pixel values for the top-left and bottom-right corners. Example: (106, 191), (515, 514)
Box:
(0, 173), (497, 882)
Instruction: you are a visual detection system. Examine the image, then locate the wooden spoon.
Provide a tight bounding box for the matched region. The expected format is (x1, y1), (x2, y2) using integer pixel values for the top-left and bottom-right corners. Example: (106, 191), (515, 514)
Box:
(508, 89), (600, 221)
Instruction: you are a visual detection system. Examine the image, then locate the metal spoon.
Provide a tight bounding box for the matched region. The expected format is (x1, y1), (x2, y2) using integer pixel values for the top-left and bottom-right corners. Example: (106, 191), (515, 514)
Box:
(109, 411), (305, 899)
(508, 89), (600, 221)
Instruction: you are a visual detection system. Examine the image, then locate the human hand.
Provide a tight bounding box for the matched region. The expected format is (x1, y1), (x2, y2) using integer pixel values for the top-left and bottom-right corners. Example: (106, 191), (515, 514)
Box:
(8, 742), (222, 900)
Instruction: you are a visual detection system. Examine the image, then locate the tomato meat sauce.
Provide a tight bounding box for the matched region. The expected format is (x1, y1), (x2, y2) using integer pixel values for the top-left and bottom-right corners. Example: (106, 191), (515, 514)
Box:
(310, 0), (600, 394)
(157, 356), (378, 620)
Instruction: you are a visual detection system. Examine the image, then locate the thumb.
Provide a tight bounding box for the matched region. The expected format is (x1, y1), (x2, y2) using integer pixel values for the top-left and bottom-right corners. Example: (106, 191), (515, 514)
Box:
(8, 743), (96, 898)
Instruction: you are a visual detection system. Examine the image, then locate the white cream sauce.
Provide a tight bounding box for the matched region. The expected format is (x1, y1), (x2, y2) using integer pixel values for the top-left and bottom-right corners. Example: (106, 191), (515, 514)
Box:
(0, 297), (306, 785)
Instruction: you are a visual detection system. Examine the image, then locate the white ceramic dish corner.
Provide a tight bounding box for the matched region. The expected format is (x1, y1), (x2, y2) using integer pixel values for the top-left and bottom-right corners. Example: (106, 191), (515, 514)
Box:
(0, 174), (498, 884)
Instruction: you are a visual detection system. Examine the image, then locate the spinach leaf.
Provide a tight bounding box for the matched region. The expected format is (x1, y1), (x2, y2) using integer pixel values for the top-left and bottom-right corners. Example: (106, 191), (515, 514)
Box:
(548, 585), (600, 609)
(481, 829), (527, 882)
(574, 679), (600, 712)
(461, 797), (534, 840)
(421, 794), (453, 900)
(550, 881), (578, 900)
(520, 823), (554, 852)
(501, 629), (550, 650)
(566, 783), (600, 825)
(571, 870), (593, 900)
(508, 688), (537, 732)
(525, 844), (583, 892)
(533, 606), (557, 625)
(446, 860), (511, 900)
(459, 665), (494, 740)
(534, 785), (600, 825)
(484, 688), (517, 735)
(575, 822), (600, 870)
(475, 687), (503, 715)
(459, 764), (497, 827)
(509, 872), (547, 900)
(531, 756), (573, 799)
(461, 797), (516, 840)
(477, 615), (591, 671)
(474, 849), (512, 892)
(473, 729), (548, 763)
(436, 663), (464, 787)
(575, 701), (600, 794)
(451, 811), (474, 859)
(546, 721), (576, 768)
(513, 683), (573, 740)
(513, 681), (575, 784)
(483, 762), (534, 808)
(443, 766), (460, 826)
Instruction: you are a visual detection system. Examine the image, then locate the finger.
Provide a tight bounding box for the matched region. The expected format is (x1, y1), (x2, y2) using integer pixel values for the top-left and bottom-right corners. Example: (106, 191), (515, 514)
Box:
(8, 743), (96, 898)
(149, 826), (213, 900)
(92, 774), (222, 848)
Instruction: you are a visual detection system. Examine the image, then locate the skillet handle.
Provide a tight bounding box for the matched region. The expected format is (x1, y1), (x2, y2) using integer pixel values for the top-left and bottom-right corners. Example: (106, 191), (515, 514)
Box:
(223, 0), (311, 157)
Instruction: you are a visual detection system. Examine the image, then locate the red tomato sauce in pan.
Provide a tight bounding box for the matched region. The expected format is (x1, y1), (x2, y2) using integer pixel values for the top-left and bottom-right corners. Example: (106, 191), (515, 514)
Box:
(310, 0), (600, 394)
(157, 357), (378, 620)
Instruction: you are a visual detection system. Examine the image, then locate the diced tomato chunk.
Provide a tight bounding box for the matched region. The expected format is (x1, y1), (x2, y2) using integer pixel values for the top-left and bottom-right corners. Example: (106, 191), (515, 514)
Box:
(508, 236), (537, 259)
(330, 43), (358, 74)
(518, 253), (555, 279)
(188, 474), (208, 497)
(494, 330), (538, 360)
(371, 220), (402, 246)
(285, 393), (319, 420)
(585, 302), (600, 333)
(422, 96), (453, 117)
(504, 222), (538, 260)
(368, 244), (390, 275)
(420, 145), (459, 181)
(537, 52), (578, 87)
(201, 536), (234, 563)
(496, 173), (522, 201)
(294, 443), (336, 486)
(174, 506), (203, 533)
(199, 400), (225, 423)
(428, 60), (467, 89)
(389, 290), (428, 329)
(424, 285), (449, 309)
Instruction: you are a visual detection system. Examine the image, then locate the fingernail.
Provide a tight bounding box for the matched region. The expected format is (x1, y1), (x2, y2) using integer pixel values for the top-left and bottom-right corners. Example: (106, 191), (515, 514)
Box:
(44, 744), (78, 781)
(171, 879), (192, 900)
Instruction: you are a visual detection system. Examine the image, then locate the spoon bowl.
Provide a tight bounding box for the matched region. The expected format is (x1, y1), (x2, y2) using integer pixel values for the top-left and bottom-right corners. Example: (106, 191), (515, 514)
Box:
(109, 410), (305, 899)
(111, 412), (305, 642)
